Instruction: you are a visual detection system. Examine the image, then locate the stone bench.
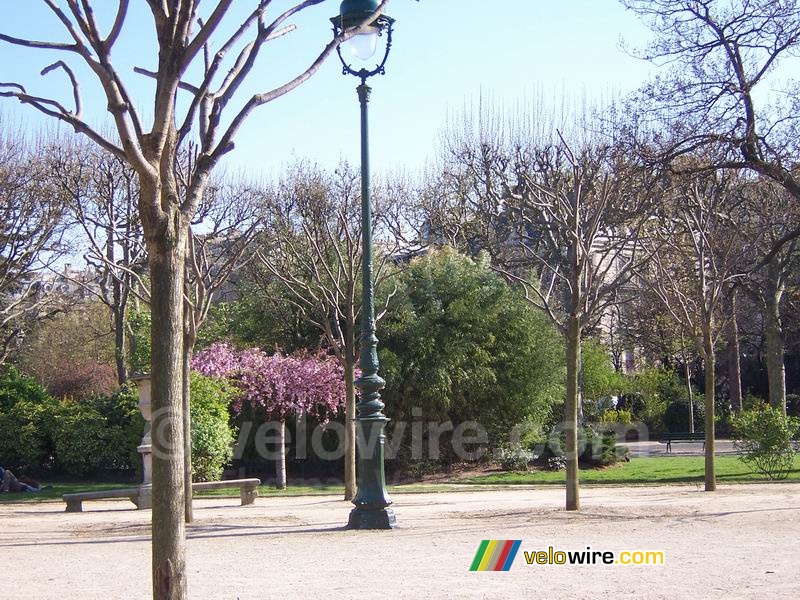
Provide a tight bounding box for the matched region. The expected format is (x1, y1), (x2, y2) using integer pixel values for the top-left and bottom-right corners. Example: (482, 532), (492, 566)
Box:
(63, 478), (260, 512)
(64, 486), (150, 512)
(192, 478), (260, 506)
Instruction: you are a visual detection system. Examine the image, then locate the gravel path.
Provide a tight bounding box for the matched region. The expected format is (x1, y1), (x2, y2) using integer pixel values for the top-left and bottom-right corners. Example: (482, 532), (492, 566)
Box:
(2, 483), (798, 599)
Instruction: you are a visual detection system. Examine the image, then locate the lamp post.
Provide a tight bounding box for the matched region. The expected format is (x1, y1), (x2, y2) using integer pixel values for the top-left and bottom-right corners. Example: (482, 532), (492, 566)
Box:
(331, 0), (396, 530)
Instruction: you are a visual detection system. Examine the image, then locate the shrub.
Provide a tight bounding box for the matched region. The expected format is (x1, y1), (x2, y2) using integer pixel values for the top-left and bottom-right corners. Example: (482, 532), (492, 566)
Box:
(663, 399), (705, 433)
(742, 393), (767, 411)
(598, 409), (633, 426)
(190, 373), (236, 482)
(731, 407), (800, 480)
(0, 368), (146, 476)
(378, 248), (564, 459)
(620, 368), (687, 433)
(0, 399), (55, 472)
(494, 445), (535, 472)
(533, 426), (629, 470)
(579, 428), (630, 467)
(51, 401), (117, 476)
(51, 385), (145, 476)
(0, 367), (57, 472)
(84, 384), (144, 470)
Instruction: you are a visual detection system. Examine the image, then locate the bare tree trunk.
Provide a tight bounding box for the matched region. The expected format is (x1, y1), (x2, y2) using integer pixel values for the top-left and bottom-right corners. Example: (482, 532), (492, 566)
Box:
(181, 335), (194, 523)
(149, 232), (187, 600)
(679, 333), (695, 433)
(565, 316), (581, 511)
(702, 327), (716, 492)
(114, 303), (129, 385)
(726, 290), (743, 413)
(276, 420), (287, 490)
(344, 356), (357, 501)
(107, 221), (129, 385)
(764, 286), (786, 415)
(684, 357), (695, 433)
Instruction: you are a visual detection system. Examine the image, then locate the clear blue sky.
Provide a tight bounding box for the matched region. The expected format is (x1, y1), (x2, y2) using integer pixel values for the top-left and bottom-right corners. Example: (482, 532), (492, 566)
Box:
(0, 0), (653, 179)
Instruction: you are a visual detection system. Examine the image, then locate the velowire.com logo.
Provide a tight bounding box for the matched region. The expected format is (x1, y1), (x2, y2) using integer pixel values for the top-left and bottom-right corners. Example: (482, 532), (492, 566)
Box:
(469, 540), (523, 572)
(471, 540), (666, 571)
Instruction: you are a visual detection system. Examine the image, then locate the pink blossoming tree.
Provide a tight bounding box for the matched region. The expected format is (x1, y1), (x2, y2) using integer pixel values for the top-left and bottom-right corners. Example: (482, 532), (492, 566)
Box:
(193, 343), (345, 488)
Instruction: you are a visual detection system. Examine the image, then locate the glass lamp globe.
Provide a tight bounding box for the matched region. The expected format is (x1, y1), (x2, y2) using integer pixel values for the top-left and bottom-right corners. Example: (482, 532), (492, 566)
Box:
(348, 30), (379, 60)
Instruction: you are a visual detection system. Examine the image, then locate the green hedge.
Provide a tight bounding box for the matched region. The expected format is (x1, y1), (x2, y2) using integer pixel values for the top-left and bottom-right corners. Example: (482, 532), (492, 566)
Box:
(1, 367), (236, 480)
(189, 373), (236, 482)
(1, 368), (142, 476)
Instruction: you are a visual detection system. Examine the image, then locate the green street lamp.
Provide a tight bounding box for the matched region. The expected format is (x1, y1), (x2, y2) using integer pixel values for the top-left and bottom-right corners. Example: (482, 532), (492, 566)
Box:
(331, 0), (396, 530)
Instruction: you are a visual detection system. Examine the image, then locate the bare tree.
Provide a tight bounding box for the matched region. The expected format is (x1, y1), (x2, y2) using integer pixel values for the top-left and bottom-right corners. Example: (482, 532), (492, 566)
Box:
(433, 122), (658, 511)
(723, 287), (744, 413)
(0, 132), (67, 363)
(740, 182), (800, 414)
(0, 2), (391, 597)
(638, 167), (751, 491)
(253, 161), (401, 499)
(48, 140), (146, 385)
(181, 179), (263, 521)
(621, 0), (800, 255)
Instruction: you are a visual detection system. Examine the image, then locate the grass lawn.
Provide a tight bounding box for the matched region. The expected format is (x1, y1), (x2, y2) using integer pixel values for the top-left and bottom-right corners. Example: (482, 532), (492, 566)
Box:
(460, 454), (800, 486)
(0, 482), (136, 503)
(3, 455), (799, 504)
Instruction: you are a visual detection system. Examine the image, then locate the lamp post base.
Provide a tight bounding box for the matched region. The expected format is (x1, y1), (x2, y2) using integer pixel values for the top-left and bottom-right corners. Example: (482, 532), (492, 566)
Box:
(347, 507), (397, 530)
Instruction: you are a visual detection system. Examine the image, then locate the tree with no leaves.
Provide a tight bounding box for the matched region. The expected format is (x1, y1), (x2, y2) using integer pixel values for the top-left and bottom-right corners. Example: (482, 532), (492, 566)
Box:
(637, 166), (751, 491)
(0, 131), (67, 364)
(0, 2), (391, 598)
(48, 140), (146, 386)
(252, 161), (401, 500)
(739, 182), (800, 414)
(432, 116), (658, 511)
(182, 179), (263, 521)
(621, 0), (800, 256)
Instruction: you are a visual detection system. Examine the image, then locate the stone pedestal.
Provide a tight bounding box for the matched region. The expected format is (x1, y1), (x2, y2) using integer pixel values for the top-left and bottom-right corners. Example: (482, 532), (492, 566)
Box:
(131, 374), (153, 504)
(137, 423), (152, 485)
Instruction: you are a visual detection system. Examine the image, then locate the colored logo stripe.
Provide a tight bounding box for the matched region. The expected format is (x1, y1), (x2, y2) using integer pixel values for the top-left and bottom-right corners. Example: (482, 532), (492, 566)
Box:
(470, 540), (522, 571)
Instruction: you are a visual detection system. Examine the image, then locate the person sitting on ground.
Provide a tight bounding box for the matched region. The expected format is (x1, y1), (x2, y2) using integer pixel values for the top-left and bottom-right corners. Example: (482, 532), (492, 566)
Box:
(0, 466), (42, 493)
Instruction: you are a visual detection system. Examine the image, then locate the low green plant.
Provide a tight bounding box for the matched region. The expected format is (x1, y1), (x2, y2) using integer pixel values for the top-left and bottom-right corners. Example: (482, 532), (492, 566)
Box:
(731, 407), (800, 480)
(494, 445), (535, 472)
(51, 401), (117, 476)
(742, 393), (767, 412)
(190, 373), (236, 482)
(620, 368), (686, 433)
(598, 409), (633, 426)
(580, 428), (630, 467)
(51, 385), (145, 476)
(0, 367), (57, 472)
(534, 426), (629, 470)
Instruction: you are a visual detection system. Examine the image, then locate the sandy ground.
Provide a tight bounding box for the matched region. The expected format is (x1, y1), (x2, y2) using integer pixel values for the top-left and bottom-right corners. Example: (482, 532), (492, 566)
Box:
(1, 484), (799, 600)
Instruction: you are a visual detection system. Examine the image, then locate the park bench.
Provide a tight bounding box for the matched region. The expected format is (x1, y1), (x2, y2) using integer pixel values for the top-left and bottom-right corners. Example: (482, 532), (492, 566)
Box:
(192, 478), (260, 506)
(63, 478), (260, 512)
(64, 487), (149, 512)
(659, 432), (706, 453)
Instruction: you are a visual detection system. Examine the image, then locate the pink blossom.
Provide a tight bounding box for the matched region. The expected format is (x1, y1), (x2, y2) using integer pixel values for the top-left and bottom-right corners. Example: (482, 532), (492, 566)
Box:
(192, 344), (345, 420)
(192, 342), (240, 378)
